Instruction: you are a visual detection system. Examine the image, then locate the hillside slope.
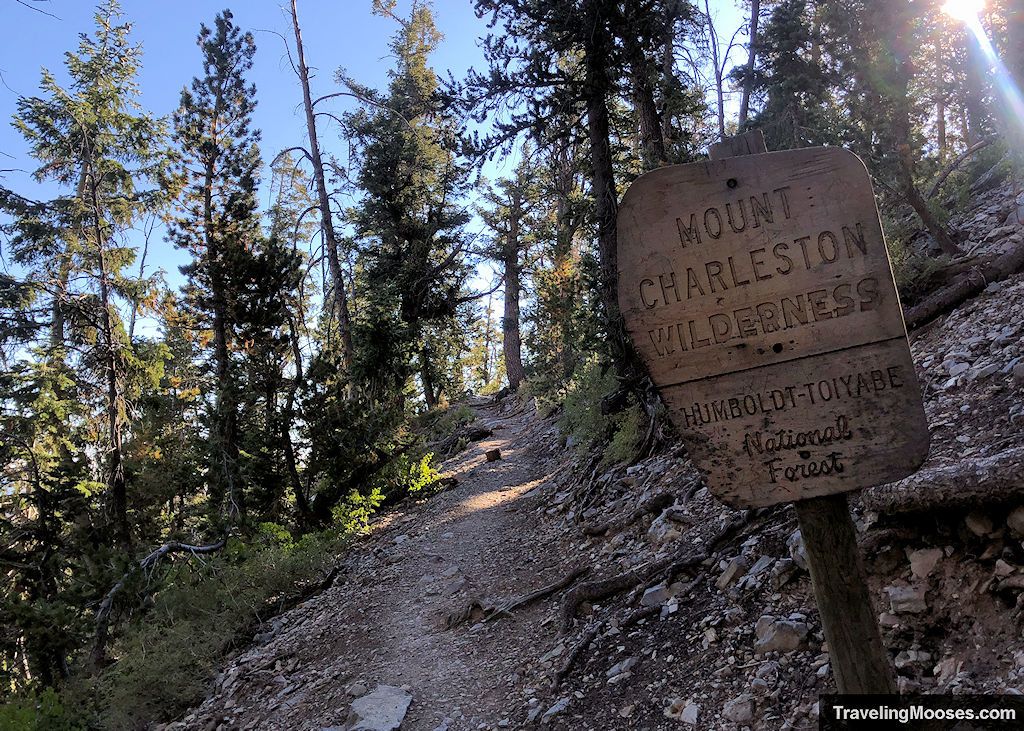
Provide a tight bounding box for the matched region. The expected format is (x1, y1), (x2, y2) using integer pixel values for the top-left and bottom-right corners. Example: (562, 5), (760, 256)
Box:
(172, 189), (1024, 731)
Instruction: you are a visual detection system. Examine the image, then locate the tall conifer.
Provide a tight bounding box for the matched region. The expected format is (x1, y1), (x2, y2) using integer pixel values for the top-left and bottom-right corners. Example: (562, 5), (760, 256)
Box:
(168, 10), (263, 524)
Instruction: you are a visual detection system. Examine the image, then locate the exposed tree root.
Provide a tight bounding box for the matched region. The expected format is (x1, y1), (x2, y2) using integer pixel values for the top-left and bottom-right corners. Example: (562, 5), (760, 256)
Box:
(862, 446), (1024, 515)
(552, 621), (604, 689)
(482, 566), (590, 623)
(581, 491), (675, 536)
(446, 566), (590, 630)
(560, 513), (756, 634)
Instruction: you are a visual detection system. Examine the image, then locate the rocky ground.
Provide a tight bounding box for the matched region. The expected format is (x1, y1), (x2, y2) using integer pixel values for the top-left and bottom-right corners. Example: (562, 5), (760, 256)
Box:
(171, 181), (1024, 731)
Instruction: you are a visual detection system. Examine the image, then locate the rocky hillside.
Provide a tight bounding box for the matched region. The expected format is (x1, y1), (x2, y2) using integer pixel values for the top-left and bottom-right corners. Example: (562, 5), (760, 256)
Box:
(170, 179), (1024, 731)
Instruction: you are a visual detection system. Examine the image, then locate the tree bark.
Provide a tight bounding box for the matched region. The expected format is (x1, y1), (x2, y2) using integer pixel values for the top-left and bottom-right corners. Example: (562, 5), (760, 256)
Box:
(291, 0), (354, 371)
(421, 348), (438, 410)
(86, 156), (130, 551)
(502, 192), (525, 392)
(704, 0), (727, 139)
(738, 0), (760, 128)
(903, 240), (1024, 329)
(964, 35), (987, 146)
(887, 17), (960, 256)
(862, 446), (1024, 514)
(583, 0), (639, 380)
(622, 16), (666, 169)
(284, 315), (310, 526)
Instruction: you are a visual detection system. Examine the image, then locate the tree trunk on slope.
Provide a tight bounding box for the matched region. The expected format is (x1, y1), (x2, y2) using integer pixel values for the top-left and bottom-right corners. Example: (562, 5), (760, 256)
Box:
(291, 0), (354, 372)
(583, 0), (641, 381)
(738, 0), (760, 128)
(502, 215), (525, 392)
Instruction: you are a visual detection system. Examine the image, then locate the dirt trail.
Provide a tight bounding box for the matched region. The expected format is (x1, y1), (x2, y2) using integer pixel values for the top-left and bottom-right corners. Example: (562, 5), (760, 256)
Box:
(189, 400), (572, 731)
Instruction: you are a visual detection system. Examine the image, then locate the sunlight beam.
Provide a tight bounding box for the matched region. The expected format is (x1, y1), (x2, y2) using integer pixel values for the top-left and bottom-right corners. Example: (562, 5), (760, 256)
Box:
(943, 0), (1024, 157)
(941, 0), (985, 23)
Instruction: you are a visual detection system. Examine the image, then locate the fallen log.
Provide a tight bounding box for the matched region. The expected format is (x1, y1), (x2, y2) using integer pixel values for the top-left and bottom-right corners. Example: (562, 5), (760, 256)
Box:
(927, 135), (1001, 199)
(862, 446), (1024, 515)
(904, 242), (1024, 330)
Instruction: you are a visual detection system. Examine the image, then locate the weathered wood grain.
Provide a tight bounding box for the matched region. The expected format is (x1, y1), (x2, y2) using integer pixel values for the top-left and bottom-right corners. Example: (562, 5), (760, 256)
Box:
(618, 147), (929, 507)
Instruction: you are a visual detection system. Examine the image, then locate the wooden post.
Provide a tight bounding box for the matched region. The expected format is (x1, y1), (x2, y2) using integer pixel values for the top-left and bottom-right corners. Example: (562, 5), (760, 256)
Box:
(711, 131), (897, 694)
(795, 494), (897, 694)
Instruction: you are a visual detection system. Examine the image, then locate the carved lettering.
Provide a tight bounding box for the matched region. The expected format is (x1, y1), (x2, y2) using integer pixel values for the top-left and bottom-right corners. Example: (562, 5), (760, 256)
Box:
(676, 213), (701, 247)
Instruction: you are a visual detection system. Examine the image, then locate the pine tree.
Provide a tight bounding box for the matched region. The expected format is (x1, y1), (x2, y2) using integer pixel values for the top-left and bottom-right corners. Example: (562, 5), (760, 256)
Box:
(1, 0), (170, 681)
(477, 146), (545, 392)
(8, 0), (170, 549)
(468, 0), (679, 382)
(343, 0), (472, 405)
(744, 0), (836, 149)
(167, 10), (264, 525)
(822, 0), (960, 254)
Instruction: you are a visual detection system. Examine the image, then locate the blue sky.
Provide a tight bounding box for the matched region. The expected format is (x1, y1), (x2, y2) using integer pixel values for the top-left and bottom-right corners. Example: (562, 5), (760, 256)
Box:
(0, 0), (497, 292)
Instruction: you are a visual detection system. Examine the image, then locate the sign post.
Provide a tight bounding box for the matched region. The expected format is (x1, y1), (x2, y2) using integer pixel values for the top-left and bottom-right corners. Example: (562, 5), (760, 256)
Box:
(619, 130), (928, 693)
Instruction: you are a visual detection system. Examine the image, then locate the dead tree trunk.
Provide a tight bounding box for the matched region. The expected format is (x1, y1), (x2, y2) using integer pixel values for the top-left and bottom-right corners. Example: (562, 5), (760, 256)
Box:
(738, 0), (760, 128)
(863, 447), (1024, 514)
(291, 0), (354, 370)
(904, 241), (1024, 329)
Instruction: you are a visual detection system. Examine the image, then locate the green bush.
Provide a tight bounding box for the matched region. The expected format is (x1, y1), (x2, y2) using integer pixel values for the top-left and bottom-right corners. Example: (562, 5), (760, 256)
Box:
(558, 357), (618, 451)
(602, 396), (648, 467)
(417, 403), (474, 442)
(0, 688), (87, 731)
(887, 233), (951, 306)
(87, 525), (353, 730)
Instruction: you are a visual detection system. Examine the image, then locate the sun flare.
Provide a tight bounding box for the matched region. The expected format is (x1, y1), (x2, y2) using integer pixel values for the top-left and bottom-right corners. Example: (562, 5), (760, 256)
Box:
(942, 0), (985, 22)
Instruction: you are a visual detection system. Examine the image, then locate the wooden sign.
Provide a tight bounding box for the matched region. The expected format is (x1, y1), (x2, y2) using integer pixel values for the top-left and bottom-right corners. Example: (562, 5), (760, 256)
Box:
(618, 147), (929, 508)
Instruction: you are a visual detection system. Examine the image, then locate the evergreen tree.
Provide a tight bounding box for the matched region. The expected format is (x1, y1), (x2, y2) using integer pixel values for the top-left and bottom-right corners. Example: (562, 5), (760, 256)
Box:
(343, 0), (473, 405)
(468, 0), (683, 382)
(821, 0), (960, 254)
(477, 146), (545, 392)
(167, 10), (264, 525)
(1, 0), (170, 680)
(744, 0), (836, 149)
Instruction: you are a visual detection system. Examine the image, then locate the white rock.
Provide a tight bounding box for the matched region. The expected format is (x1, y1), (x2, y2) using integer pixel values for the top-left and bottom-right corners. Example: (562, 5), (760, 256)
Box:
(606, 657), (637, 677)
(754, 618), (809, 655)
(894, 649), (933, 669)
(747, 555), (774, 577)
(965, 511), (994, 537)
(948, 362), (970, 376)
(679, 702), (699, 725)
(1008, 507), (1024, 537)
(541, 697), (569, 724)
(787, 530), (808, 571)
(648, 512), (682, 550)
(345, 685), (412, 731)
(886, 585), (927, 614)
(716, 556), (749, 590)
(641, 584), (671, 608)
(1014, 362), (1024, 387)
(722, 695), (755, 724)
(974, 364), (1000, 379)
(908, 548), (943, 580)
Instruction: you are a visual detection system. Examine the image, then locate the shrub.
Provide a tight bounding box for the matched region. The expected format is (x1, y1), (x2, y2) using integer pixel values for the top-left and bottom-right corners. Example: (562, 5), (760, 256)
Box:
(558, 357), (617, 451)
(90, 525), (352, 730)
(0, 688), (87, 731)
(887, 233), (951, 306)
(602, 396), (648, 467)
